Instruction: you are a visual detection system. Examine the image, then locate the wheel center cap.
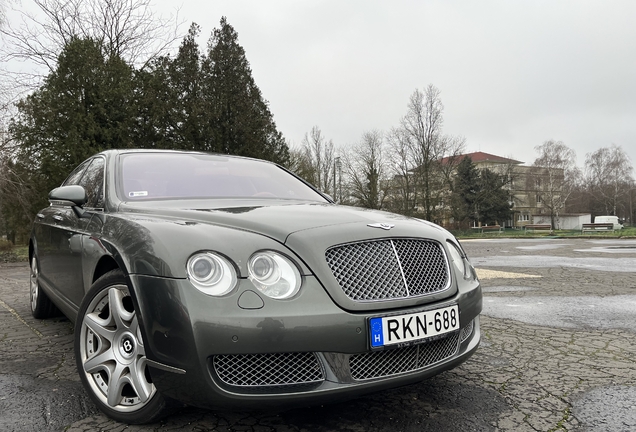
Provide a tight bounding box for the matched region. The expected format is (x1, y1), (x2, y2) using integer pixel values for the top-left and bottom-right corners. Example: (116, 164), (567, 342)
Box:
(120, 335), (136, 358)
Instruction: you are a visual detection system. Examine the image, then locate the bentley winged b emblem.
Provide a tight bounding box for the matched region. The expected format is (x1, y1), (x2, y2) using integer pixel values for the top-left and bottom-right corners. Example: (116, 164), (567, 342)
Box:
(367, 222), (395, 230)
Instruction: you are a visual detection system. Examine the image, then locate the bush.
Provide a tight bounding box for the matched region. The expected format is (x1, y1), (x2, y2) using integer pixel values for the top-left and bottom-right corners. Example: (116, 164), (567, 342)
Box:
(0, 239), (13, 251)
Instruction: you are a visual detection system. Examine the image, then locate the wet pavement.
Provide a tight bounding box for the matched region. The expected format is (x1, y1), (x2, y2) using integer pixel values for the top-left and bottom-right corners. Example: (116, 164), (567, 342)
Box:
(0, 237), (635, 431)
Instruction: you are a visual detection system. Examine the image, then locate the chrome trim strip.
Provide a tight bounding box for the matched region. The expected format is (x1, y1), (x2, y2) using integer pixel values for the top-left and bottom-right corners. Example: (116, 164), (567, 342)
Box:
(146, 359), (186, 375)
(390, 239), (410, 297)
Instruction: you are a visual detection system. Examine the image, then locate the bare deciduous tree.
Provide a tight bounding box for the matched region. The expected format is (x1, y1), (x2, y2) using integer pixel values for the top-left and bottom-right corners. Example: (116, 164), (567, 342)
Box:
(1, 0), (182, 73)
(585, 144), (634, 217)
(398, 84), (465, 221)
(531, 140), (580, 229)
(342, 130), (390, 210)
(386, 126), (416, 215)
(299, 126), (336, 196)
(402, 85), (443, 220)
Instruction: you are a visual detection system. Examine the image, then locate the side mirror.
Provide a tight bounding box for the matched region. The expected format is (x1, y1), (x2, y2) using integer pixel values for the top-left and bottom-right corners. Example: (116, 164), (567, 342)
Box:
(49, 185), (91, 218)
(49, 185), (87, 206)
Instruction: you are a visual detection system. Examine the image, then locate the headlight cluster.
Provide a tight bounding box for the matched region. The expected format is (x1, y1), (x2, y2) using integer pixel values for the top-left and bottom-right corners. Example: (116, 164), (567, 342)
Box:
(186, 252), (237, 296)
(446, 241), (476, 281)
(186, 250), (302, 299)
(248, 251), (301, 299)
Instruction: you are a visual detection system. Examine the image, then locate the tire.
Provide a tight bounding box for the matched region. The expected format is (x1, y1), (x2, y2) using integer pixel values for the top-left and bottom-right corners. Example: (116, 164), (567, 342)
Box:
(75, 269), (167, 424)
(30, 255), (59, 319)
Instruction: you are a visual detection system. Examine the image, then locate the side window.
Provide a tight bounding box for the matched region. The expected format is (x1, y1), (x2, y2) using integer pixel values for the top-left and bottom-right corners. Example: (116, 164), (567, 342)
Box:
(78, 157), (105, 208)
(63, 160), (91, 186)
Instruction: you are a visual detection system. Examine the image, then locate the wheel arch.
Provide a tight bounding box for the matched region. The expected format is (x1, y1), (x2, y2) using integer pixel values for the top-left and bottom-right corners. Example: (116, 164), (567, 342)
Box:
(92, 255), (121, 284)
(29, 238), (35, 263)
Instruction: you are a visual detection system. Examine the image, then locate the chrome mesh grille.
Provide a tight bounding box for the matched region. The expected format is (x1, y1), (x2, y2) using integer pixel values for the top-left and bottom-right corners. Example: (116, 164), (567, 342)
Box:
(212, 352), (324, 388)
(459, 320), (474, 343)
(349, 332), (460, 381)
(325, 239), (450, 301)
(393, 240), (450, 296)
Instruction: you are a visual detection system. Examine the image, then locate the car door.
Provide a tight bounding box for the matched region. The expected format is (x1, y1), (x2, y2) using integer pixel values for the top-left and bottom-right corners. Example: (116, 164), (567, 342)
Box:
(38, 160), (91, 294)
(46, 157), (105, 309)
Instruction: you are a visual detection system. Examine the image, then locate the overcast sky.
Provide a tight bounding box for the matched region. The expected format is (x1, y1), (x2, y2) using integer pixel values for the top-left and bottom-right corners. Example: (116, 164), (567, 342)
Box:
(5, 1), (634, 170)
(154, 0), (635, 169)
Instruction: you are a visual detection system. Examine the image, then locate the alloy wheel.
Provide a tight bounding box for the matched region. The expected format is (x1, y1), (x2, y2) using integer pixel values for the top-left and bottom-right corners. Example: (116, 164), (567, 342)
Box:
(79, 285), (156, 412)
(29, 257), (39, 312)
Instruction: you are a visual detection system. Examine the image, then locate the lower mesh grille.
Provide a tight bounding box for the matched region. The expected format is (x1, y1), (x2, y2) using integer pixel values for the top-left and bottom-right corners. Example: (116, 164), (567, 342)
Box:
(459, 319), (475, 343)
(212, 352), (324, 388)
(350, 332), (460, 381)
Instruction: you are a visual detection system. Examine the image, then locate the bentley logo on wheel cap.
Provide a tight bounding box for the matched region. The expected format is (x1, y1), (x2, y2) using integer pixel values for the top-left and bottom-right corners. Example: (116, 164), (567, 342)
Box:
(367, 223), (395, 230)
(122, 337), (135, 354)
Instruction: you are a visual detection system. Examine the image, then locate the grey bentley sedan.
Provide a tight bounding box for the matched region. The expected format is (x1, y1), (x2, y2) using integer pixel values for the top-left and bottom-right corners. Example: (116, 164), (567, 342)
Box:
(29, 149), (482, 424)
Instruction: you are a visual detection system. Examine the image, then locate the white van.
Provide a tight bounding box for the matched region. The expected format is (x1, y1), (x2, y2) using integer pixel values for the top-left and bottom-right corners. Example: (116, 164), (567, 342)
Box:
(594, 215), (624, 230)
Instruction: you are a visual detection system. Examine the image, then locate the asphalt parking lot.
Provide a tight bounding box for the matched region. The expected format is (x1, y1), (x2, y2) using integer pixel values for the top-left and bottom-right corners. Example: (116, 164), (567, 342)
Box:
(1, 237), (635, 431)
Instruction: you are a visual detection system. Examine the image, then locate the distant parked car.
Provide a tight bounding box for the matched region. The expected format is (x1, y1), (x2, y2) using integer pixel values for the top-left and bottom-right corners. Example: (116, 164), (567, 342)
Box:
(29, 149), (482, 424)
(594, 215), (624, 230)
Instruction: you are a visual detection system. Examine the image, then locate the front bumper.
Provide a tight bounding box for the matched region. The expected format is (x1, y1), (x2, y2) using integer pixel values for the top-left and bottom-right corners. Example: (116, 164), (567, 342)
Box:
(131, 274), (482, 409)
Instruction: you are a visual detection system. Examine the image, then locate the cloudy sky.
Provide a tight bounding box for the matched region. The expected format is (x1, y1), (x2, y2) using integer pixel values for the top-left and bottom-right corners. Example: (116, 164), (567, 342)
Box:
(154, 0), (635, 169)
(4, 1), (634, 170)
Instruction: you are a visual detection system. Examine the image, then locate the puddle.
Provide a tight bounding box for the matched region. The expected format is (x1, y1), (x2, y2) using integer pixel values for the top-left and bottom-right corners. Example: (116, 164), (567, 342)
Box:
(472, 256), (636, 273)
(588, 239), (636, 245)
(482, 286), (538, 293)
(574, 246), (636, 254)
(516, 244), (567, 251)
(482, 295), (636, 332)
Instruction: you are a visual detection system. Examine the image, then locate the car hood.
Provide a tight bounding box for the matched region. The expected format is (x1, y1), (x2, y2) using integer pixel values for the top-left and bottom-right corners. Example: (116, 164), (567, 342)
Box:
(115, 199), (459, 313)
(117, 199), (442, 244)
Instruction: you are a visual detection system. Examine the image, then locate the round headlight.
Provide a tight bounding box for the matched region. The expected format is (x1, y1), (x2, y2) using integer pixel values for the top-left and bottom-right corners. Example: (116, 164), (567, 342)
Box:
(251, 255), (278, 281)
(187, 252), (237, 296)
(248, 251), (301, 299)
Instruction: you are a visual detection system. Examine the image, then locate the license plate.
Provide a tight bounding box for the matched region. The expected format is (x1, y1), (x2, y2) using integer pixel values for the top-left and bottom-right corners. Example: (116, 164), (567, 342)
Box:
(369, 305), (459, 348)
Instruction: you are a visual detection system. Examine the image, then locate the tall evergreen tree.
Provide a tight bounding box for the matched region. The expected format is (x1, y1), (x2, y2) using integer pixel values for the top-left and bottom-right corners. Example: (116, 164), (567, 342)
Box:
(133, 24), (204, 150)
(451, 156), (480, 227)
(202, 17), (289, 164)
(476, 168), (512, 225)
(168, 23), (207, 151)
(133, 56), (172, 148)
(7, 37), (135, 234)
(11, 37), (135, 186)
(6, 18), (292, 240)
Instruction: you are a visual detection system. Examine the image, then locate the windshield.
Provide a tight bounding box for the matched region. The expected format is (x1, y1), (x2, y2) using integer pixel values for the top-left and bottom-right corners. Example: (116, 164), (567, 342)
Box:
(119, 153), (328, 202)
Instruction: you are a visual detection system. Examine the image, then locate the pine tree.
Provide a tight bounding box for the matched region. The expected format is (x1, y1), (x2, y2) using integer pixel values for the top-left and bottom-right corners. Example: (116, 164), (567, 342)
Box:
(168, 23), (207, 151)
(477, 169), (512, 225)
(8, 37), (136, 232)
(451, 156), (480, 227)
(202, 17), (289, 164)
(11, 38), (135, 186)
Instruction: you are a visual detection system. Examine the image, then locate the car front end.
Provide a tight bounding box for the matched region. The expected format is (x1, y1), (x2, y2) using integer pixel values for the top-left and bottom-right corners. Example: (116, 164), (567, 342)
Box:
(121, 209), (482, 409)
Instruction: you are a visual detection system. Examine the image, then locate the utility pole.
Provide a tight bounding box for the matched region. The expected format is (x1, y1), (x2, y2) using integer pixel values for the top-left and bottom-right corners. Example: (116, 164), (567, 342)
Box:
(333, 158), (337, 202)
(336, 156), (342, 203)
